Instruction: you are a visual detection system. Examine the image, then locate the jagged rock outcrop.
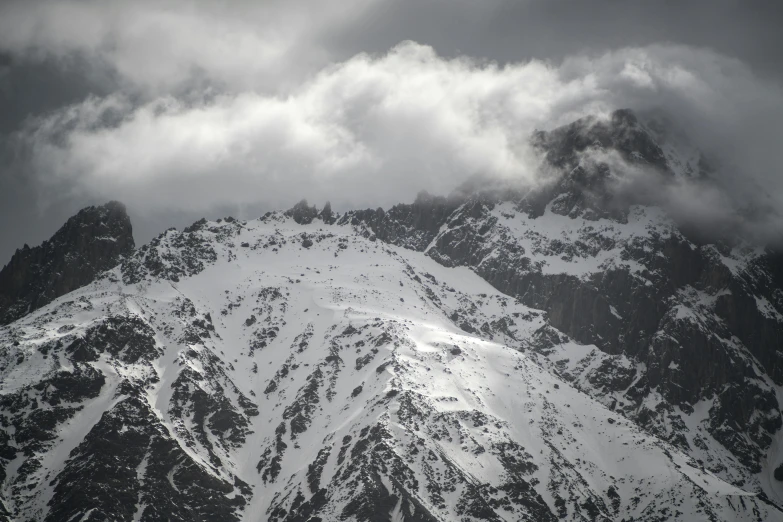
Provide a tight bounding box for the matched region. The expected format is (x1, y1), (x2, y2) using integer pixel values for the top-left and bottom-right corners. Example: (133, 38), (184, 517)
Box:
(0, 201), (134, 325)
(318, 201), (335, 225)
(339, 191), (462, 250)
(285, 199), (319, 225)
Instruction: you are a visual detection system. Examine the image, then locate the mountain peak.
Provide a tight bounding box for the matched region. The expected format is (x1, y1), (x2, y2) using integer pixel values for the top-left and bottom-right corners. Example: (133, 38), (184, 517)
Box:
(534, 108), (667, 171)
(0, 201), (134, 324)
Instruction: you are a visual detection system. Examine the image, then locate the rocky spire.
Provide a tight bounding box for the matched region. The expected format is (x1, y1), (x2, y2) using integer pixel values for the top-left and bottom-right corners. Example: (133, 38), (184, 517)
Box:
(285, 199), (318, 225)
(318, 201), (335, 224)
(0, 201), (134, 324)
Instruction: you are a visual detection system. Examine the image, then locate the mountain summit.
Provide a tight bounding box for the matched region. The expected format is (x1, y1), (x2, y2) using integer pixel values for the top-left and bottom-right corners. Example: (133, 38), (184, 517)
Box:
(0, 201), (134, 325)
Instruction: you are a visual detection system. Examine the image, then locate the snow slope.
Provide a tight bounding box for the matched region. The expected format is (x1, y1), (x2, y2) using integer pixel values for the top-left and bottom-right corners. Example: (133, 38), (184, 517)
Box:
(1, 214), (779, 521)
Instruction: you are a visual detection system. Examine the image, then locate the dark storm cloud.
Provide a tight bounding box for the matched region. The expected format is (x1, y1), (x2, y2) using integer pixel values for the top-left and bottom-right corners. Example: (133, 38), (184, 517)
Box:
(329, 0), (783, 81)
(0, 0), (782, 264)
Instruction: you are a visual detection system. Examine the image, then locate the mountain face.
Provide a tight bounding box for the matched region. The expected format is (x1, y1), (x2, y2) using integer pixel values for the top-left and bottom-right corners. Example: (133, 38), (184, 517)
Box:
(0, 201), (134, 325)
(1, 111), (783, 522)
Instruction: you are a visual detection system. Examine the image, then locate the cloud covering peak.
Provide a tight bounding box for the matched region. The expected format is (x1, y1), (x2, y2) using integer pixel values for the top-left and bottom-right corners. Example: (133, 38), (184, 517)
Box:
(12, 41), (783, 236)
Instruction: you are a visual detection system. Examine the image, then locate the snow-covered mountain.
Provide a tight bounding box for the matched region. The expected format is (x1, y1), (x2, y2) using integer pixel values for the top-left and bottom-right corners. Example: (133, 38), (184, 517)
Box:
(1, 110), (782, 522)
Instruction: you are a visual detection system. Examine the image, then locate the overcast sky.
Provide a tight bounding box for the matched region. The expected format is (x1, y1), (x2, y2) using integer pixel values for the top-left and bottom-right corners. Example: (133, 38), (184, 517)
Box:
(1, 0), (782, 264)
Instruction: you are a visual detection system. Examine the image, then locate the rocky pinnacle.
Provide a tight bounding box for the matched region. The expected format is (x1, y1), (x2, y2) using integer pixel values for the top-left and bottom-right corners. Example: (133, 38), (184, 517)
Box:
(0, 201), (134, 325)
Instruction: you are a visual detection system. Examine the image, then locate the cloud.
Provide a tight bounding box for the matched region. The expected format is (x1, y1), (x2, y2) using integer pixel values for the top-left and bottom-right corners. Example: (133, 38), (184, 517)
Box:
(582, 148), (770, 242)
(559, 47), (783, 242)
(0, 0), (377, 95)
(12, 40), (783, 243)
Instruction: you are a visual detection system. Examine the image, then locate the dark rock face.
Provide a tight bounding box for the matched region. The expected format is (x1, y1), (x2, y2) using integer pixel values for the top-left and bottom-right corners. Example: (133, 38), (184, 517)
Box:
(0, 201), (134, 324)
(0, 293), (253, 521)
(46, 392), (248, 522)
(533, 109), (669, 174)
(340, 191), (462, 250)
(318, 201), (335, 225)
(525, 108), (673, 222)
(286, 199), (319, 225)
(0, 357), (107, 519)
(67, 315), (161, 364)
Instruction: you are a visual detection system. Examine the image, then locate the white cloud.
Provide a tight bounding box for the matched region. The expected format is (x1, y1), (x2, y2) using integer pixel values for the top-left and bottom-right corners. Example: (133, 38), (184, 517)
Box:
(14, 42), (590, 211)
(0, 0), (377, 94)
(13, 40), (783, 241)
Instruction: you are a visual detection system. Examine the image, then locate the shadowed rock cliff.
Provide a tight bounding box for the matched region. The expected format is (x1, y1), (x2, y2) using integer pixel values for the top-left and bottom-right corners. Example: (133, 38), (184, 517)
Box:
(0, 201), (134, 324)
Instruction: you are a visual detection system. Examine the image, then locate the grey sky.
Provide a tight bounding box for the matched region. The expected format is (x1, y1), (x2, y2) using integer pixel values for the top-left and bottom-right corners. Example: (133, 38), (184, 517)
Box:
(1, 0), (782, 265)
